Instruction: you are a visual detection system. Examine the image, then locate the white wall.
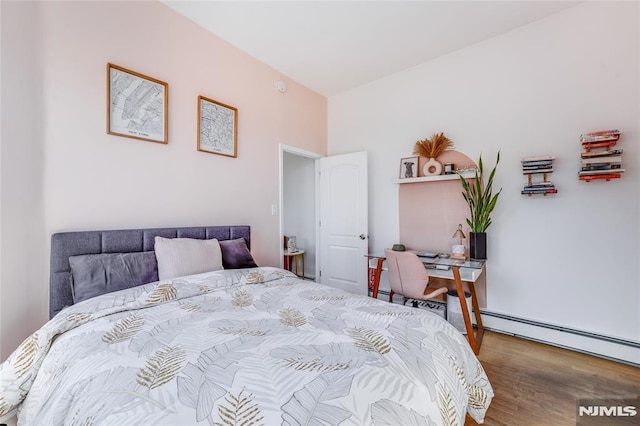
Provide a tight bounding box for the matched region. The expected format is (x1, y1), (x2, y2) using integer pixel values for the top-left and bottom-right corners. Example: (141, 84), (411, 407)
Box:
(283, 151), (316, 278)
(329, 2), (639, 342)
(0, 1), (47, 359)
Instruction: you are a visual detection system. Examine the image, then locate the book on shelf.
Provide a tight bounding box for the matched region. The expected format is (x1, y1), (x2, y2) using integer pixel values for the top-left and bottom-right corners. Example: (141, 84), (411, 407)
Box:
(581, 141), (617, 149)
(521, 156), (555, 162)
(581, 164), (622, 171)
(581, 149), (623, 158)
(525, 182), (554, 188)
(579, 174), (621, 181)
(582, 129), (621, 136)
(522, 160), (553, 167)
(521, 188), (557, 195)
(522, 184), (556, 190)
(523, 168), (553, 174)
(579, 168), (625, 176)
(581, 155), (622, 165)
(522, 188), (555, 193)
(580, 130), (621, 143)
(523, 166), (552, 171)
(580, 135), (620, 143)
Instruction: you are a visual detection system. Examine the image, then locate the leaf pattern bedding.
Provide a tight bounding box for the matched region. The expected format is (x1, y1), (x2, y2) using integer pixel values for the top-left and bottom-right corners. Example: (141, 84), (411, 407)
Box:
(0, 267), (492, 425)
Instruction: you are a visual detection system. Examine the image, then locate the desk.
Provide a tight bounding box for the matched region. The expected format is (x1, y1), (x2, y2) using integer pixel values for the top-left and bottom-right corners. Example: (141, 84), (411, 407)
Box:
(284, 250), (305, 278)
(366, 252), (485, 354)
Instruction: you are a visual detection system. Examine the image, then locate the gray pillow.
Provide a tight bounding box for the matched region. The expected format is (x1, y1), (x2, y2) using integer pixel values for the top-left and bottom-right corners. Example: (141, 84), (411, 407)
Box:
(69, 252), (159, 303)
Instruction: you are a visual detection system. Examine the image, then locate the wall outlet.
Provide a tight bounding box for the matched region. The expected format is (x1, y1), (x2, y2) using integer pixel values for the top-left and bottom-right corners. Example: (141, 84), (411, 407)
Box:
(271, 204), (278, 216)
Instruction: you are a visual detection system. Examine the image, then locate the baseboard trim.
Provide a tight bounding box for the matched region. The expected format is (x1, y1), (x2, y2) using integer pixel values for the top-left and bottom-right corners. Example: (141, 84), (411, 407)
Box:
(375, 289), (639, 366)
(480, 310), (639, 367)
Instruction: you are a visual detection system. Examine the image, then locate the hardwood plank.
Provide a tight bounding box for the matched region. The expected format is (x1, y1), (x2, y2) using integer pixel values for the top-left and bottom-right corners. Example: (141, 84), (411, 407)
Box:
(465, 331), (640, 425)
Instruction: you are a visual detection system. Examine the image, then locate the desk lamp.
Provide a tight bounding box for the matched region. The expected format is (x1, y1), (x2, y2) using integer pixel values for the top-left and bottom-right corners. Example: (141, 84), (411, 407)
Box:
(451, 224), (466, 259)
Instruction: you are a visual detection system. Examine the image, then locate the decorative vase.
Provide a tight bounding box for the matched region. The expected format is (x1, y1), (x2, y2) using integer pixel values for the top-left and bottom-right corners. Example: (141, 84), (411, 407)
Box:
(469, 232), (487, 260)
(423, 158), (443, 176)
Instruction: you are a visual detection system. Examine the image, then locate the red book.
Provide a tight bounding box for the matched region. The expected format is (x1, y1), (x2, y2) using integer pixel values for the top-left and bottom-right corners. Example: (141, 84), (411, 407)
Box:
(581, 141), (617, 149)
(579, 174), (621, 181)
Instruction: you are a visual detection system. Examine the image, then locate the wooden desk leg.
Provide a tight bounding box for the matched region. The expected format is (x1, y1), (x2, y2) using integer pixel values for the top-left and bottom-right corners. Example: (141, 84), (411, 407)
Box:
(371, 258), (383, 299)
(301, 253), (305, 279)
(468, 281), (484, 351)
(452, 267), (481, 355)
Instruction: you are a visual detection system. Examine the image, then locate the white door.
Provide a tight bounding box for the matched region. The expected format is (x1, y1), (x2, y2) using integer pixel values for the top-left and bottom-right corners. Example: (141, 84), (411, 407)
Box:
(318, 151), (368, 295)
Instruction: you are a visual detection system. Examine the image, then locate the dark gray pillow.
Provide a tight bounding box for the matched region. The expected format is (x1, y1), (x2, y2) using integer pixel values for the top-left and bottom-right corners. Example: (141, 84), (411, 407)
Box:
(69, 252), (159, 303)
(219, 238), (258, 269)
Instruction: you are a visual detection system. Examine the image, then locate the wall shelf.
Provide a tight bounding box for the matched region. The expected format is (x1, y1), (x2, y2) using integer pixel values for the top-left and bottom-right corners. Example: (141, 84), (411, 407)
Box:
(521, 156), (557, 196)
(395, 171), (475, 184)
(579, 130), (623, 182)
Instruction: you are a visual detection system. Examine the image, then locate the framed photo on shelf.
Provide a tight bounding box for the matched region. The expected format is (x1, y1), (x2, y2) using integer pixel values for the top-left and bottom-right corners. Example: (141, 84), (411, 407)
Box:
(197, 95), (238, 158)
(399, 156), (419, 179)
(107, 63), (168, 144)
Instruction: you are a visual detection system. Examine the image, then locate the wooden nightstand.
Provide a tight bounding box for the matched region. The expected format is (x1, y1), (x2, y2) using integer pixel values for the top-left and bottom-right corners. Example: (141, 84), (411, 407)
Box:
(283, 250), (305, 279)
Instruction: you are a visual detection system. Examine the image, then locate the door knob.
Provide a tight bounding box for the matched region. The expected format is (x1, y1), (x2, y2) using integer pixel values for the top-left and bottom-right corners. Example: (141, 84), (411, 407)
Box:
(359, 234), (367, 240)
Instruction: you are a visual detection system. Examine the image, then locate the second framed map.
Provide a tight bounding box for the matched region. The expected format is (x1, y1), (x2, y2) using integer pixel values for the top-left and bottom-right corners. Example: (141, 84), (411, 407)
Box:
(198, 95), (238, 158)
(107, 63), (168, 144)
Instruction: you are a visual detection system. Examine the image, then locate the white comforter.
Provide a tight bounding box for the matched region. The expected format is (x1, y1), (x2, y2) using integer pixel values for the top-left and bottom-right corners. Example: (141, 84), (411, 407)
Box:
(0, 267), (492, 425)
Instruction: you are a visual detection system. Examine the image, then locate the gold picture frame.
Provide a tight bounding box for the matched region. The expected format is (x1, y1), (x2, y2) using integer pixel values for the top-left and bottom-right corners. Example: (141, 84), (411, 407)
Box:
(197, 95), (238, 158)
(107, 63), (168, 144)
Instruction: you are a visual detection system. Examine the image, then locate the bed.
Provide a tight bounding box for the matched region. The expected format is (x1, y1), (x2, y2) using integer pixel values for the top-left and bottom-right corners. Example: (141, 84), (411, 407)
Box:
(0, 225), (493, 425)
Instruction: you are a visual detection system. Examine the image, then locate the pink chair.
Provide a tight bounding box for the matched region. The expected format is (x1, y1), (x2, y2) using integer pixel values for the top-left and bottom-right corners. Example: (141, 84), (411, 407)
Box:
(385, 249), (448, 304)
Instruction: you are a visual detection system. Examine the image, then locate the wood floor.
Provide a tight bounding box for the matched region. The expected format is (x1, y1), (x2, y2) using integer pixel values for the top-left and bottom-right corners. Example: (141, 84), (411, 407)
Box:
(465, 331), (640, 425)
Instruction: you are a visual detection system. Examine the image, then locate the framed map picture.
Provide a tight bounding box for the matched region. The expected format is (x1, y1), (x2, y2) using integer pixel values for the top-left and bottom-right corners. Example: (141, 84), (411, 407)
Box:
(197, 95), (238, 158)
(107, 63), (168, 144)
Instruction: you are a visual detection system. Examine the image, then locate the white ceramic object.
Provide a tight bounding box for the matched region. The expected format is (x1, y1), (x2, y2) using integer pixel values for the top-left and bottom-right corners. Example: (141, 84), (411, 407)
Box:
(423, 158), (443, 176)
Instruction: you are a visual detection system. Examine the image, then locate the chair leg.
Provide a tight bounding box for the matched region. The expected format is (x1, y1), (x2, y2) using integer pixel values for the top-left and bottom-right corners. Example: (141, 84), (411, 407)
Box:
(388, 290), (394, 303)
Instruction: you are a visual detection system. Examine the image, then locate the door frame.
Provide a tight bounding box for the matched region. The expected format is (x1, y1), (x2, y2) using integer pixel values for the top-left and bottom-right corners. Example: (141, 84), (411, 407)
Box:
(278, 144), (324, 279)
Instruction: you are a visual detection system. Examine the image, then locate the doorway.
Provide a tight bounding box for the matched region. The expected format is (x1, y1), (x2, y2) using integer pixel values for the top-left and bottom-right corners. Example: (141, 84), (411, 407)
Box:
(279, 145), (323, 280)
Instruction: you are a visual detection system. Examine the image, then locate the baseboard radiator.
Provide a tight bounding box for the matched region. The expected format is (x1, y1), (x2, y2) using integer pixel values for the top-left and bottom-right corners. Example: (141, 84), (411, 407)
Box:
(376, 290), (640, 366)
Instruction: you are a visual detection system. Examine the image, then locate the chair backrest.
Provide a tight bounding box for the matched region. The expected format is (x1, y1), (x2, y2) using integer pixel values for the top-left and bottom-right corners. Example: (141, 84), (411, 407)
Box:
(385, 249), (429, 299)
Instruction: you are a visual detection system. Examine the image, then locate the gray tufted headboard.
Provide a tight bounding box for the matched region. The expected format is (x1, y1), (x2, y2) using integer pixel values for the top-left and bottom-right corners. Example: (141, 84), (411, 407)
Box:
(49, 225), (250, 319)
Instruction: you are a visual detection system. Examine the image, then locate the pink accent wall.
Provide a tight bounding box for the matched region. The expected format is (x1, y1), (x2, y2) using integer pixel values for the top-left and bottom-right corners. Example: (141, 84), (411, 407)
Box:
(399, 150), (486, 306)
(39, 0), (327, 263)
(1, 1), (326, 359)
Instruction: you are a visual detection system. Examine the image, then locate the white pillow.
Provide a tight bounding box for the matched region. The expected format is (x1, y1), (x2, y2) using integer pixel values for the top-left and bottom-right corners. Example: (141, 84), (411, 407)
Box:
(154, 237), (223, 280)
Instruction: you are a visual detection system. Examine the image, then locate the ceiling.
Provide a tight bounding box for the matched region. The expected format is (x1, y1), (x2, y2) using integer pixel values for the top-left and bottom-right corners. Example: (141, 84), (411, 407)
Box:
(163, 1), (579, 96)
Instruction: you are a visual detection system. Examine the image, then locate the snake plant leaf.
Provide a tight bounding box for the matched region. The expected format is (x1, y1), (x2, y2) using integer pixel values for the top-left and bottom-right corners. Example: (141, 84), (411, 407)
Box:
(458, 152), (501, 233)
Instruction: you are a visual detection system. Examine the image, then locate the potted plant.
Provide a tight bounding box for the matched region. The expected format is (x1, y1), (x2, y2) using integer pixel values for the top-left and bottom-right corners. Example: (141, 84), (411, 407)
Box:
(458, 152), (501, 259)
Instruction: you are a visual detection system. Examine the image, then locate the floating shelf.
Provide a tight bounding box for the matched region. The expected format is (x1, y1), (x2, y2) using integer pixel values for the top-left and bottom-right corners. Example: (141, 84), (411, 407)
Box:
(579, 130), (623, 182)
(521, 156), (557, 196)
(395, 171), (476, 184)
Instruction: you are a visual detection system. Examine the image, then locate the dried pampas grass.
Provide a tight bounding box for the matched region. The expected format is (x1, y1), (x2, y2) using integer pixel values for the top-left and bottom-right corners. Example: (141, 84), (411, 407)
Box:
(413, 132), (453, 159)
